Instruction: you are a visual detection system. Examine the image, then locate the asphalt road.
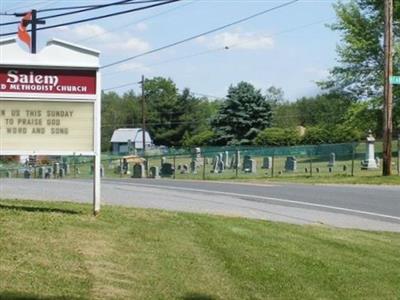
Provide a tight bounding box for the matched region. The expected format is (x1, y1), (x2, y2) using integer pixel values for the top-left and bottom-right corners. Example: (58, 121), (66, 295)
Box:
(1, 178), (399, 232)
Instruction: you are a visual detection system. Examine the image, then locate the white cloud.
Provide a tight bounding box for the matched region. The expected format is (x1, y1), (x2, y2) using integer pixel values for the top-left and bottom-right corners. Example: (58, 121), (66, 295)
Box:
(56, 24), (150, 53)
(198, 30), (274, 50)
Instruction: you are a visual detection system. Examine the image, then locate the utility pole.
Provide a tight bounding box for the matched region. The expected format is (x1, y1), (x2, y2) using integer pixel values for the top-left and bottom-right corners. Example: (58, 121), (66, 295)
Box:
(141, 75), (146, 155)
(383, 0), (393, 176)
(16, 9), (46, 54)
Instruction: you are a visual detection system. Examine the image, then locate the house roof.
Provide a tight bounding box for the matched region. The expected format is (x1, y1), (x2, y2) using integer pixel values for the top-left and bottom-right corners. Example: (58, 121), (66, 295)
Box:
(110, 128), (152, 144)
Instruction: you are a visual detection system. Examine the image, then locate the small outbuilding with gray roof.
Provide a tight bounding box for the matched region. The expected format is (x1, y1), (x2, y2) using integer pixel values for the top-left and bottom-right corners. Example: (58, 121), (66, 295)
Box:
(110, 128), (153, 155)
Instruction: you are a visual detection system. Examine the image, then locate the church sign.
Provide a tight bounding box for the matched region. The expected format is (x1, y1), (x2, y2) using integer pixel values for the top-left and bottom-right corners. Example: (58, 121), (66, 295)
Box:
(0, 38), (101, 214)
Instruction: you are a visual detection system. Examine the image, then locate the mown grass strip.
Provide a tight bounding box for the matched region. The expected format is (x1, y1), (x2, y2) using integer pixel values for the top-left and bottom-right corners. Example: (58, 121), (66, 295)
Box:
(0, 199), (399, 299)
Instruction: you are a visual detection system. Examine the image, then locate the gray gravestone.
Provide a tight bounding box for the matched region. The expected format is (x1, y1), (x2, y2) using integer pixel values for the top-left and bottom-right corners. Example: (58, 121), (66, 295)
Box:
(149, 166), (160, 179)
(244, 159), (257, 173)
(223, 151), (229, 168)
(190, 161), (197, 174)
(243, 155), (254, 172)
(160, 163), (174, 177)
(132, 164), (145, 178)
(285, 156), (297, 172)
(262, 157), (272, 169)
(361, 130), (378, 170)
(328, 153), (336, 167)
(181, 164), (189, 174)
(38, 167), (46, 179)
(24, 169), (32, 179)
(53, 162), (60, 177)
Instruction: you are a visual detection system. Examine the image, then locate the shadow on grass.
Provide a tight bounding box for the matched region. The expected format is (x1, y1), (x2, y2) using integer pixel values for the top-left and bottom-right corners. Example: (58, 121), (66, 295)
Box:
(0, 203), (80, 215)
(182, 293), (216, 300)
(0, 291), (82, 300)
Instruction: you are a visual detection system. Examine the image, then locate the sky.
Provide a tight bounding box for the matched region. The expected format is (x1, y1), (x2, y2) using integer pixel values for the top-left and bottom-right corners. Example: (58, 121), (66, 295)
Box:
(0, 0), (345, 101)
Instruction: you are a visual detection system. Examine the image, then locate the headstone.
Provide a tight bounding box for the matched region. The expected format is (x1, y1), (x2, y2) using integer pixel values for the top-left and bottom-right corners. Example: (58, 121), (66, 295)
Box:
(211, 155), (219, 173)
(59, 168), (65, 178)
(343, 165), (347, 172)
(149, 166), (160, 179)
(53, 162), (60, 177)
(190, 161), (197, 174)
(62, 163), (70, 175)
(6, 171), (11, 178)
(191, 147), (203, 166)
(38, 167), (46, 179)
(305, 168), (308, 173)
(316, 167), (320, 173)
(328, 167), (333, 173)
(284, 156), (297, 172)
(328, 153), (336, 167)
(375, 157), (381, 167)
(177, 164), (182, 171)
(262, 157), (272, 169)
(242, 155), (256, 173)
(361, 130), (378, 170)
(132, 163), (145, 178)
(211, 155), (224, 173)
(24, 169), (32, 179)
(223, 151), (229, 167)
(242, 155), (252, 172)
(160, 163), (174, 177)
(46, 167), (53, 179)
(181, 164), (189, 174)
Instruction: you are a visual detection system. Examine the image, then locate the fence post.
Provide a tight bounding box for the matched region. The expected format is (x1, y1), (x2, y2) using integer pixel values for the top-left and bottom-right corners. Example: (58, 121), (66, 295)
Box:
(235, 149), (239, 178)
(173, 155), (176, 180)
(271, 153), (275, 178)
(202, 153), (206, 180)
(309, 154), (313, 177)
(351, 143), (355, 177)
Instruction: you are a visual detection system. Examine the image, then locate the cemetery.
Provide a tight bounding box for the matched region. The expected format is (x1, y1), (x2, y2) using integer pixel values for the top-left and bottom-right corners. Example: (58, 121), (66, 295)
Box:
(1, 131), (399, 183)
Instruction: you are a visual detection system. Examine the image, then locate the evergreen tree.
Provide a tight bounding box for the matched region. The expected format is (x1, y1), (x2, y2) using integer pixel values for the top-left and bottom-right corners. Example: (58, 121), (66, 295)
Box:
(212, 82), (272, 145)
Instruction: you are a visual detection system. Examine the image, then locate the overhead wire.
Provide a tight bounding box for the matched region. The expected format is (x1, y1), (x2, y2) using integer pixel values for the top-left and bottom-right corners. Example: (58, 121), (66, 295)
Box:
(75, 0), (195, 43)
(100, 0), (299, 69)
(0, 0), (166, 27)
(102, 16), (331, 90)
(0, 0), (180, 37)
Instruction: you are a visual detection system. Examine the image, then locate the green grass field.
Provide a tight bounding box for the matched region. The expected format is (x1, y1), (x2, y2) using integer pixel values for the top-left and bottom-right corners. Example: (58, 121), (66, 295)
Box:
(1, 199), (399, 299)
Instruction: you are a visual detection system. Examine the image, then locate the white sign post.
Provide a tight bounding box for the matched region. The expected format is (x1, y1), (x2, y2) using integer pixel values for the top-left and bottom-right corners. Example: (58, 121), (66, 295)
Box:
(0, 38), (101, 215)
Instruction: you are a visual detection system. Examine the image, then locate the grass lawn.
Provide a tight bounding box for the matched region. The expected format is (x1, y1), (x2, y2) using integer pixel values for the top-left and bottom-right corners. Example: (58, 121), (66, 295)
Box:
(1, 200), (400, 299)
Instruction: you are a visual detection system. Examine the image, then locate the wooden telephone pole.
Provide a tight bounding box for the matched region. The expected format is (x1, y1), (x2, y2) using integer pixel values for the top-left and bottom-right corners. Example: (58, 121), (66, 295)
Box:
(140, 75), (146, 154)
(383, 0), (394, 176)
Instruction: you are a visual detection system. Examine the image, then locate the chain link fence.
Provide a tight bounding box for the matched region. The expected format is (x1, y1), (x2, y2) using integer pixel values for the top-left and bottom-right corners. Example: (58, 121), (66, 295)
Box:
(3, 141), (399, 180)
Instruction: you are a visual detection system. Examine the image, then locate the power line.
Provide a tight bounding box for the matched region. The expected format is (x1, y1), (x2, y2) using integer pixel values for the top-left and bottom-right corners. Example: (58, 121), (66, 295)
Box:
(103, 47), (228, 78)
(75, 0), (194, 44)
(0, 0), (163, 26)
(0, 0), (180, 37)
(102, 17), (331, 80)
(100, 0), (299, 69)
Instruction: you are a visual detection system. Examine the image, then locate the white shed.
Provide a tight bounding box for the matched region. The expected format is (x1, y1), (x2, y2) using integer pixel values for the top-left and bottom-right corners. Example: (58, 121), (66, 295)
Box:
(110, 128), (153, 154)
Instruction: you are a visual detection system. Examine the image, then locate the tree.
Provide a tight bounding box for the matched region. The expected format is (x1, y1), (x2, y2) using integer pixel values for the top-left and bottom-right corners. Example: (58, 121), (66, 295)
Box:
(321, 0), (400, 128)
(254, 127), (301, 146)
(212, 82), (272, 145)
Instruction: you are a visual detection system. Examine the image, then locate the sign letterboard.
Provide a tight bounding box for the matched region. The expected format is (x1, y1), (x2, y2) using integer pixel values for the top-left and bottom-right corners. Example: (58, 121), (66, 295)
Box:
(0, 68), (96, 95)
